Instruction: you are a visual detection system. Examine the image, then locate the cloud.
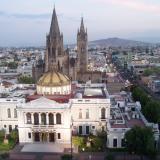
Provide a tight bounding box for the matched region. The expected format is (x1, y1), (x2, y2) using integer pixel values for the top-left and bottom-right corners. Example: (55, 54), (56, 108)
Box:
(92, 0), (160, 15)
(0, 11), (52, 19)
(0, 10), (80, 23)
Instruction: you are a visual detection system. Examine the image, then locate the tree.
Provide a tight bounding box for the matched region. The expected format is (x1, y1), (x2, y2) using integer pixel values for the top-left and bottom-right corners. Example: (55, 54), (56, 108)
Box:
(0, 130), (5, 141)
(142, 100), (160, 123)
(18, 76), (35, 84)
(8, 62), (18, 69)
(132, 87), (150, 107)
(10, 130), (18, 142)
(125, 126), (156, 160)
(91, 136), (103, 150)
(72, 136), (85, 148)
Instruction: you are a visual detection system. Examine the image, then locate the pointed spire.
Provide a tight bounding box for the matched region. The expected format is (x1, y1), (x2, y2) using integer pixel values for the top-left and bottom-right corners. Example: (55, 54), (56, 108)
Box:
(50, 6), (60, 37)
(80, 17), (85, 33)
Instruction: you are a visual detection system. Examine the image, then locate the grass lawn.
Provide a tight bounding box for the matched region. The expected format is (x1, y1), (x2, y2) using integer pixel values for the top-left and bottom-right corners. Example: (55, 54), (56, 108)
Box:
(0, 139), (15, 151)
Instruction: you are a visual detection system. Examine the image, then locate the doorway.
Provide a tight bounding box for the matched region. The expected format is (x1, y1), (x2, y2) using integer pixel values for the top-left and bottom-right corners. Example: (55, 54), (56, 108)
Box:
(34, 132), (40, 142)
(49, 133), (55, 142)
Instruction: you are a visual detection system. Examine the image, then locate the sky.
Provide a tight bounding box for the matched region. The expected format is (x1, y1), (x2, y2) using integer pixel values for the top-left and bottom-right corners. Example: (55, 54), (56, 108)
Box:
(0, 0), (160, 46)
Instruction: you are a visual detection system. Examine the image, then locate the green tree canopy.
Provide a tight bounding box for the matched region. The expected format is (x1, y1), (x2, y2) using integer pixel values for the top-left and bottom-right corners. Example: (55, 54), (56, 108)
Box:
(132, 87), (150, 107)
(18, 76), (35, 84)
(142, 100), (160, 123)
(143, 67), (160, 76)
(0, 130), (5, 141)
(8, 62), (18, 69)
(125, 126), (156, 159)
(10, 130), (18, 141)
(72, 136), (85, 148)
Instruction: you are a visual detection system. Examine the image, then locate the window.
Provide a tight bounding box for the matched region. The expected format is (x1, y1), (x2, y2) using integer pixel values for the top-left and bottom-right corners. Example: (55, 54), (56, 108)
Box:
(7, 108), (11, 118)
(41, 113), (46, 125)
(58, 133), (61, 139)
(4, 125), (6, 128)
(28, 133), (31, 139)
(113, 138), (117, 148)
(79, 109), (82, 119)
(79, 126), (82, 135)
(14, 109), (17, 118)
(26, 113), (31, 124)
(15, 125), (18, 131)
(9, 125), (12, 133)
(56, 113), (61, 124)
(86, 109), (89, 119)
(86, 126), (90, 135)
(49, 113), (54, 125)
(101, 108), (106, 119)
(34, 113), (39, 125)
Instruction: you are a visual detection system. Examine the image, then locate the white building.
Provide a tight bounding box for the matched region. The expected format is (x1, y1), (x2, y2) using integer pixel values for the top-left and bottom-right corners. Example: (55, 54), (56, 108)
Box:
(0, 70), (159, 151)
(0, 98), (25, 134)
(16, 72), (110, 145)
(17, 97), (71, 144)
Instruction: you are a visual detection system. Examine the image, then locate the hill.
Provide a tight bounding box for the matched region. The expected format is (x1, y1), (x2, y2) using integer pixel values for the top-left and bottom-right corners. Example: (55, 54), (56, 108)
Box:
(89, 37), (152, 47)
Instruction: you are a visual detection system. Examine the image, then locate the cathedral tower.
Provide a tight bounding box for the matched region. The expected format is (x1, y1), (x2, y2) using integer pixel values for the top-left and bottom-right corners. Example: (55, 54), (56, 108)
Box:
(45, 7), (64, 72)
(77, 18), (88, 72)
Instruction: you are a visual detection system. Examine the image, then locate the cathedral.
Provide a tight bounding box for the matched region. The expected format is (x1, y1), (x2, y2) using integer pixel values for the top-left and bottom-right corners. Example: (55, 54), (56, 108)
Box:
(32, 7), (102, 83)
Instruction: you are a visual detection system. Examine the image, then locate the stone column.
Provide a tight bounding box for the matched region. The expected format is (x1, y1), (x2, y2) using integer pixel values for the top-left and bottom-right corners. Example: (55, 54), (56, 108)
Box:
(39, 113), (41, 125)
(46, 112), (49, 125)
(47, 132), (49, 142)
(40, 132), (42, 142)
(24, 112), (27, 124)
(32, 132), (35, 142)
(31, 113), (34, 124)
(54, 113), (56, 124)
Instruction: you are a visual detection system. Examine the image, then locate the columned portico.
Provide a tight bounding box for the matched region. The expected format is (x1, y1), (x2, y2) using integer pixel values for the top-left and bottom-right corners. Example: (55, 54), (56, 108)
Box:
(18, 97), (71, 145)
(32, 131), (56, 143)
(26, 112), (62, 125)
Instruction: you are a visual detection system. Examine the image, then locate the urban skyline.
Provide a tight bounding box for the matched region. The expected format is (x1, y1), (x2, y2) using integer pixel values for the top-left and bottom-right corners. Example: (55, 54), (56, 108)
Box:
(1, 0), (160, 46)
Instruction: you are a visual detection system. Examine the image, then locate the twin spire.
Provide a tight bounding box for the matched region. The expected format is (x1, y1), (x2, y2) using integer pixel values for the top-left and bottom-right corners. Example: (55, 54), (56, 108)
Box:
(50, 6), (87, 38)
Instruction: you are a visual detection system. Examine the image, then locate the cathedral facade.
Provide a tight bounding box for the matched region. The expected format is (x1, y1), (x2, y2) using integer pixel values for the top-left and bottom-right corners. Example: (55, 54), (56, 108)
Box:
(33, 7), (102, 83)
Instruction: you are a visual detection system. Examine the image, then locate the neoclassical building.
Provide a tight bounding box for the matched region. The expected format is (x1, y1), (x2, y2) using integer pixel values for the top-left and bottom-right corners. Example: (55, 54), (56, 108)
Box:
(17, 71), (110, 144)
(17, 97), (71, 143)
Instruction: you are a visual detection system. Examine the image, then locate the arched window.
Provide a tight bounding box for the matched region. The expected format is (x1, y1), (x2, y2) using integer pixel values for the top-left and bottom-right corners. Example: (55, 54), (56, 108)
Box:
(7, 108), (11, 118)
(101, 108), (106, 119)
(86, 109), (89, 119)
(56, 113), (61, 124)
(14, 109), (17, 118)
(79, 109), (82, 119)
(34, 113), (39, 125)
(26, 113), (31, 124)
(52, 48), (56, 60)
(41, 113), (46, 125)
(49, 113), (54, 125)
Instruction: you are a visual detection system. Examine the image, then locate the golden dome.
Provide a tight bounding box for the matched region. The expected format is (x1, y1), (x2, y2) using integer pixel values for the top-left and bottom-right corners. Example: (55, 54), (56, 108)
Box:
(37, 71), (71, 87)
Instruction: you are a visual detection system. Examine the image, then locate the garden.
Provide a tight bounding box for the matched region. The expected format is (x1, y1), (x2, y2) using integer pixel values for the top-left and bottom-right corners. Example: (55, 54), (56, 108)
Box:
(0, 129), (18, 151)
(72, 131), (107, 152)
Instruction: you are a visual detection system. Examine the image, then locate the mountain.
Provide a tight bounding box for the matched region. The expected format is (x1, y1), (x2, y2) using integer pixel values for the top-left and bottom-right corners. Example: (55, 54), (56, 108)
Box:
(88, 37), (153, 47)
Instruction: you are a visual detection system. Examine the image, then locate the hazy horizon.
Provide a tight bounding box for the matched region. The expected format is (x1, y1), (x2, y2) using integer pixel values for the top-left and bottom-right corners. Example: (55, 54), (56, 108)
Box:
(1, 0), (160, 47)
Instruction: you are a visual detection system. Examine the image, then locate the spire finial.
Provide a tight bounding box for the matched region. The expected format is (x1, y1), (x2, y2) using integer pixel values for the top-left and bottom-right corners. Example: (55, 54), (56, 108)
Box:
(50, 5), (60, 36)
(80, 16), (85, 33)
